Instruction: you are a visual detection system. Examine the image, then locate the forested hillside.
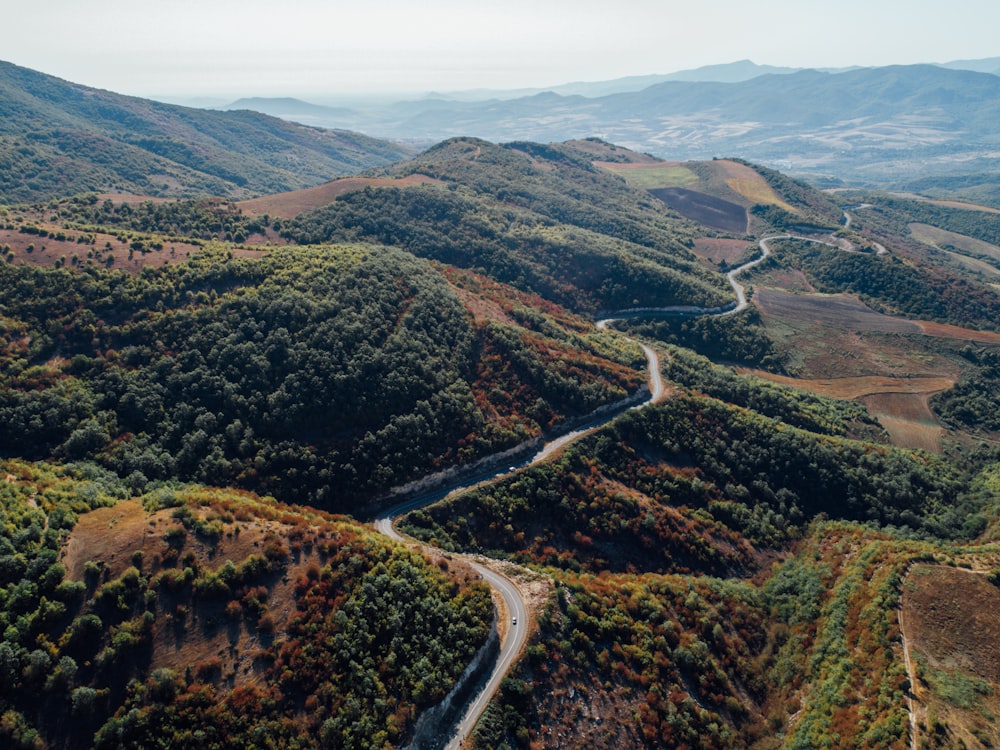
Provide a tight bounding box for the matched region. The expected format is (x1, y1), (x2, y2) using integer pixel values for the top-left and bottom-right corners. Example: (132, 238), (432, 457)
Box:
(0, 61), (410, 203)
(0, 460), (492, 749)
(402, 351), (998, 748)
(282, 138), (730, 313)
(0, 244), (641, 511)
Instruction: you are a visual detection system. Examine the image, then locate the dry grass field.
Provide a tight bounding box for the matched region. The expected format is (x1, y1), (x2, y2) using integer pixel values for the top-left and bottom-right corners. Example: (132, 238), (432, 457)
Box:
(600, 158), (797, 213)
(238, 174), (440, 219)
(901, 564), (1000, 749)
(909, 223), (1000, 262)
(710, 158), (799, 213)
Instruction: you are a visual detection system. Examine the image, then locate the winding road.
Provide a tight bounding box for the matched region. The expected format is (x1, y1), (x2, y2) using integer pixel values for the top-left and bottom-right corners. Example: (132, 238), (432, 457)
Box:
(372, 231), (862, 747)
(372, 337), (664, 749)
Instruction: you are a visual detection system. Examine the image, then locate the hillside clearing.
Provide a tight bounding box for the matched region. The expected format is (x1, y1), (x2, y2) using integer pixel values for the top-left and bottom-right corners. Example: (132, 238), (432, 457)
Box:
(902, 564), (1000, 749)
(238, 174), (441, 218)
(597, 161), (700, 189)
(691, 237), (755, 267)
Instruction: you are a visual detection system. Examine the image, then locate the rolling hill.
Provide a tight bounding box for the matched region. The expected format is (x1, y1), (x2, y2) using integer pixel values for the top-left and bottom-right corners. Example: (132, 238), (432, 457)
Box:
(3, 125), (1000, 748)
(0, 60), (411, 203)
(225, 64), (1000, 197)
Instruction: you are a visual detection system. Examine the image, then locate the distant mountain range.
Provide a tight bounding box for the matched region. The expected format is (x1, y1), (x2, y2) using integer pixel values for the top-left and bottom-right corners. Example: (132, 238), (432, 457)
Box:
(222, 59), (1000, 191)
(5, 57), (1000, 203)
(0, 60), (411, 203)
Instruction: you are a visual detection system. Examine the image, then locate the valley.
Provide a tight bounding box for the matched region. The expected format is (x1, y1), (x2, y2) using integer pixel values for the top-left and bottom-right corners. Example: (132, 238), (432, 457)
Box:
(2, 64), (1000, 748)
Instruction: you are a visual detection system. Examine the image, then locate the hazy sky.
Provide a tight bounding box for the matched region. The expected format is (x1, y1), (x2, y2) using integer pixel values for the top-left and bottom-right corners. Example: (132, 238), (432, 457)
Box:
(7, 0), (1000, 100)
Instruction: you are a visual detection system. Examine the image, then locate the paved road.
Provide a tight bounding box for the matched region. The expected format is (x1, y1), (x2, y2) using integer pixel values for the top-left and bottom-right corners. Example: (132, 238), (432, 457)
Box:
(372, 341), (664, 748)
(444, 562), (528, 750)
(370, 231), (853, 746)
(724, 235), (778, 313)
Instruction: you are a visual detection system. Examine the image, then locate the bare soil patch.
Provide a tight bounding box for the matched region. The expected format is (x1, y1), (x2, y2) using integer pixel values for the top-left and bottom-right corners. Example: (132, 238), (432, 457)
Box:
(755, 288), (923, 335)
(238, 174), (441, 219)
(0, 225), (205, 273)
(904, 565), (1000, 682)
(648, 187), (748, 233)
(745, 372), (954, 401)
(917, 321), (1000, 345)
(901, 564), (1000, 748)
(751, 266), (816, 293)
(451, 284), (517, 326)
(691, 237), (754, 267)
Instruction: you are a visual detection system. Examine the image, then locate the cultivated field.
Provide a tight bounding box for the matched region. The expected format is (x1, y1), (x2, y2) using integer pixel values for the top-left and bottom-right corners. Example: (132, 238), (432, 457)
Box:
(709, 158), (798, 213)
(746, 287), (989, 450)
(648, 186), (748, 233)
(755, 288), (924, 335)
(861, 392), (945, 452)
(745, 372), (954, 401)
(597, 161), (700, 190)
(909, 223), (1000, 262)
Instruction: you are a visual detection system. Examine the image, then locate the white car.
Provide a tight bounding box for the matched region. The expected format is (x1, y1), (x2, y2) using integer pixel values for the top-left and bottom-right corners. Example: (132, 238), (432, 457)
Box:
(512, 616), (517, 626)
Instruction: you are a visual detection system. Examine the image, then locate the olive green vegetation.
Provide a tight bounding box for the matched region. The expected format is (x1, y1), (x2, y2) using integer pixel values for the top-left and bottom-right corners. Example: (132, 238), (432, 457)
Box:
(403, 369), (983, 567)
(0, 61), (411, 203)
(51, 194), (274, 244)
(854, 193), (1000, 248)
(932, 346), (1000, 433)
(661, 347), (882, 439)
(618, 307), (789, 371)
(283, 139), (731, 313)
(404, 365), (1000, 747)
(0, 460), (492, 749)
(0, 243), (640, 511)
(5, 132), (1000, 749)
(767, 237), (1000, 330)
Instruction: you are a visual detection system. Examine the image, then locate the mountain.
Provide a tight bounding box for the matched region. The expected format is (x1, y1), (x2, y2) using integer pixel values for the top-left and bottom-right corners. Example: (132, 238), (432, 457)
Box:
(224, 97), (355, 118)
(0, 60), (411, 203)
(423, 60), (807, 101)
(220, 63), (1000, 193)
(938, 55), (1000, 75)
(652, 58), (805, 83)
(383, 65), (1000, 189)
